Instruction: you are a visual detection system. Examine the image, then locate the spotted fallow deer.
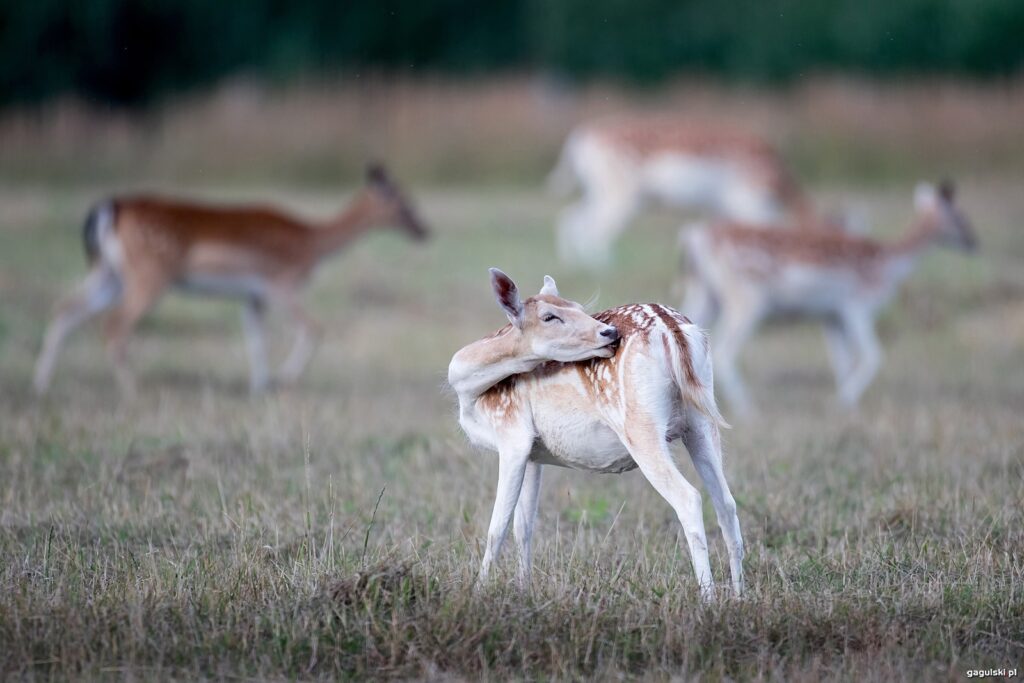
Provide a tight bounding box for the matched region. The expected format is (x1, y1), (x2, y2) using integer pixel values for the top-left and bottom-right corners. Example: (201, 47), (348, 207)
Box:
(548, 117), (818, 268)
(680, 181), (976, 416)
(33, 165), (428, 396)
(448, 269), (744, 599)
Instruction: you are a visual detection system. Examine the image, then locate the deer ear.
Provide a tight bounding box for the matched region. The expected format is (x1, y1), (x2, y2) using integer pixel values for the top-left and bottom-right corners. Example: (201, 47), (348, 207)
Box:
(914, 182), (937, 212)
(937, 178), (956, 202)
(366, 162), (389, 186)
(540, 275), (559, 297)
(489, 268), (523, 328)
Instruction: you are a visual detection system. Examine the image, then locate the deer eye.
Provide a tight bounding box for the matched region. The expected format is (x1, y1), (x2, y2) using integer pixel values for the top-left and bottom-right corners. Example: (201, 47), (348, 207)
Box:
(542, 313), (563, 323)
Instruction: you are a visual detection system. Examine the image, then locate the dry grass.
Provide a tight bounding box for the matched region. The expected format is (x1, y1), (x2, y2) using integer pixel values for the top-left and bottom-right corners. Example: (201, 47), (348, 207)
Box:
(2, 75), (1024, 186)
(0, 175), (1023, 679)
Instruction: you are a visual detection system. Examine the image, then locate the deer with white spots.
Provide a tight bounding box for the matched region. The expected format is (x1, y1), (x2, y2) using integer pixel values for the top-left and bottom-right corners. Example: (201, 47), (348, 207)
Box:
(549, 117), (820, 268)
(680, 180), (977, 416)
(448, 269), (744, 600)
(33, 165), (428, 396)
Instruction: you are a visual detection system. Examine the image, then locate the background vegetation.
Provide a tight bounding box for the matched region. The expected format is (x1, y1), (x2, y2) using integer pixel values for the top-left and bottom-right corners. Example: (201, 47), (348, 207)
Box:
(1, 181), (1022, 679)
(2, 0), (1023, 106)
(3, 77), (1024, 188)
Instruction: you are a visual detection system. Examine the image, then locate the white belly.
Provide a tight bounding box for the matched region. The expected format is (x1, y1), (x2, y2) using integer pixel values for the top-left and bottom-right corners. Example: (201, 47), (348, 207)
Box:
(764, 265), (869, 317)
(642, 154), (780, 223)
(530, 409), (636, 473)
(175, 273), (268, 300)
(642, 155), (736, 206)
(459, 388), (636, 474)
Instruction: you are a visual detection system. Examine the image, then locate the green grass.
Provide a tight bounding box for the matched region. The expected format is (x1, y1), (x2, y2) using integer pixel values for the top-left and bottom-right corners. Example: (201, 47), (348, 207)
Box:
(1, 180), (1022, 679)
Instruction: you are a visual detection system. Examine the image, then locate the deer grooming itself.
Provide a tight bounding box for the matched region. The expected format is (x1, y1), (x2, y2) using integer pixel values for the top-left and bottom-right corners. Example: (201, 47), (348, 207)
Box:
(680, 181), (976, 416)
(448, 269), (744, 600)
(33, 164), (428, 396)
(549, 117), (819, 268)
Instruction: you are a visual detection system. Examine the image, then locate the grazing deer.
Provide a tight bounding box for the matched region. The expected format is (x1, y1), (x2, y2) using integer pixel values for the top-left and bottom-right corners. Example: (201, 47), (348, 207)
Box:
(548, 117), (817, 268)
(679, 181), (976, 416)
(33, 165), (428, 396)
(448, 269), (743, 599)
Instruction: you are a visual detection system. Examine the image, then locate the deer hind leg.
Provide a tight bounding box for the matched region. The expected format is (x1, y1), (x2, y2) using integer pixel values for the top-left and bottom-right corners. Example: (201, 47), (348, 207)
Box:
(682, 410), (744, 596)
(712, 296), (764, 418)
(512, 460), (542, 588)
(680, 276), (720, 329)
(624, 422), (715, 600)
(277, 297), (323, 386)
(477, 440), (531, 586)
(837, 309), (882, 407)
(582, 188), (638, 268)
(823, 317), (854, 389)
(556, 201), (589, 265)
(677, 226), (720, 328)
(33, 265), (122, 395)
(557, 184), (638, 269)
(103, 272), (167, 399)
(241, 297), (270, 393)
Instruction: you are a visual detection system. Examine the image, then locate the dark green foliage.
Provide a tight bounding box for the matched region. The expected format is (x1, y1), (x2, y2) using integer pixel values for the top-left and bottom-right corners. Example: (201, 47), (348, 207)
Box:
(0, 0), (527, 106)
(531, 0), (1024, 82)
(1, 0), (1023, 106)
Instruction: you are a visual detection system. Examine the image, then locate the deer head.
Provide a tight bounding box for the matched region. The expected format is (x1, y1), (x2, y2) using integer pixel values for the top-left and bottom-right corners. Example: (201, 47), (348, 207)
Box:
(489, 268), (619, 362)
(914, 180), (976, 252)
(362, 163), (430, 241)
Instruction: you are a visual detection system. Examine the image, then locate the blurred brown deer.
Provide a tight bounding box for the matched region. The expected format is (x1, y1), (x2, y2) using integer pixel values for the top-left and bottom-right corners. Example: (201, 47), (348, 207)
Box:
(34, 165), (429, 396)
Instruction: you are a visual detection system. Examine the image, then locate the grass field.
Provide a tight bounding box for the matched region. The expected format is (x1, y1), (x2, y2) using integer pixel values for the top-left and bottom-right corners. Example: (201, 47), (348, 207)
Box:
(1, 177), (1022, 679)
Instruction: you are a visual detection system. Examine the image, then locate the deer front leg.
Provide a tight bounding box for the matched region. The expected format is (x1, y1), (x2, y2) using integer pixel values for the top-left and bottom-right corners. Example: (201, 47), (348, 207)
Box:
(477, 440), (532, 586)
(512, 460), (542, 588)
(712, 299), (763, 418)
(837, 309), (882, 408)
(241, 297), (270, 393)
(823, 318), (854, 389)
(277, 297), (323, 386)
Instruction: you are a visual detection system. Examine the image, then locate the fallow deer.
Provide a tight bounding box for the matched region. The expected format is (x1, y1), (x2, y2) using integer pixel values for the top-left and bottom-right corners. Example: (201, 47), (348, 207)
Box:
(448, 269), (744, 599)
(33, 165), (428, 396)
(679, 181), (976, 416)
(548, 117), (818, 268)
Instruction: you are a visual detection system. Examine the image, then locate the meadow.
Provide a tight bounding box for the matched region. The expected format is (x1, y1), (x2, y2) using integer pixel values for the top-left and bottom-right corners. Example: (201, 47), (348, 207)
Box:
(1, 80), (1023, 680)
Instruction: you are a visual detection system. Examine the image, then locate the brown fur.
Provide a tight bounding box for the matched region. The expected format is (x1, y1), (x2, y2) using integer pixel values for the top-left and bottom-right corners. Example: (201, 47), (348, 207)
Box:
(591, 118), (779, 161)
(33, 167), (427, 395)
(478, 377), (521, 426)
(703, 199), (966, 286)
(650, 305), (700, 389)
(110, 182), (422, 289)
(588, 117), (811, 220)
(712, 221), (891, 275)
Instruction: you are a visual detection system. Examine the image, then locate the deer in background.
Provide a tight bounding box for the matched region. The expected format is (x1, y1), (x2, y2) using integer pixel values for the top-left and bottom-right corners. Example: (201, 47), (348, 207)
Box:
(679, 181), (976, 416)
(548, 117), (821, 268)
(448, 269), (743, 600)
(33, 165), (428, 396)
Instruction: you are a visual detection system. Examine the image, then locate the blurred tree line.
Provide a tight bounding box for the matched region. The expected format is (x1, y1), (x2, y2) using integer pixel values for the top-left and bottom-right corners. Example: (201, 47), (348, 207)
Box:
(2, 0), (1022, 107)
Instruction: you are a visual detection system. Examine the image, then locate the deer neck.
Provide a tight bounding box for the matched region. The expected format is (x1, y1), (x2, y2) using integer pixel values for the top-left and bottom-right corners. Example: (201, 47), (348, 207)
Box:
(790, 195), (819, 227)
(882, 216), (937, 283)
(448, 326), (543, 403)
(313, 196), (380, 257)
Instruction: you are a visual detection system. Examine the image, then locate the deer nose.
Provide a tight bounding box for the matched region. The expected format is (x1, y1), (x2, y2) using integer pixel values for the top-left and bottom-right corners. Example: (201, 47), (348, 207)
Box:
(600, 326), (619, 340)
